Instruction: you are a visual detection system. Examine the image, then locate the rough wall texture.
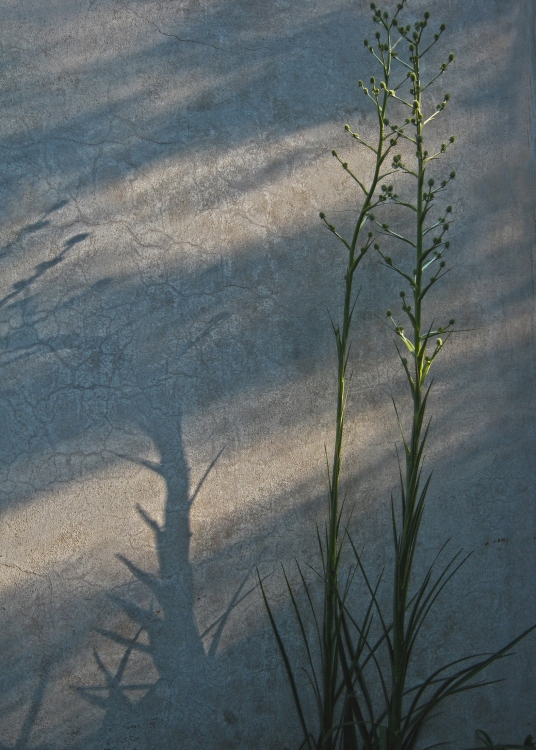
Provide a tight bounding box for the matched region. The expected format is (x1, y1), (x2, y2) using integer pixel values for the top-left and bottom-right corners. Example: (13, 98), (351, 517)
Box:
(1, 0), (535, 747)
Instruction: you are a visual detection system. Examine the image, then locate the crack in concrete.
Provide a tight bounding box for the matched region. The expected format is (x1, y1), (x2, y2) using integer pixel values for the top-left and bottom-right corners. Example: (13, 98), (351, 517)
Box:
(130, 9), (226, 53)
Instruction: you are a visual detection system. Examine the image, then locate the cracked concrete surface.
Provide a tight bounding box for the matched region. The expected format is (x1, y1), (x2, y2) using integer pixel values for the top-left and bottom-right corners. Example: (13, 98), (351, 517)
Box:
(1, 0), (535, 747)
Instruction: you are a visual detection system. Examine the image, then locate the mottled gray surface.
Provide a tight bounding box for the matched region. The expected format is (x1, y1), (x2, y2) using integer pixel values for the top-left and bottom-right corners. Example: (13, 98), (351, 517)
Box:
(0, 0), (535, 747)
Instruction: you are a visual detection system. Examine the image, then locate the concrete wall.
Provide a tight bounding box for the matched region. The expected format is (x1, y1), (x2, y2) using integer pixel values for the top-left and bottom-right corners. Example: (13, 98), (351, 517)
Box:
(1, 0), (535, 747)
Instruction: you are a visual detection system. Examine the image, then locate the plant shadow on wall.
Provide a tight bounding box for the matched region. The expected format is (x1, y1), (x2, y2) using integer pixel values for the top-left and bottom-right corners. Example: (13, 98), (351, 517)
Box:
(74, 395), (267, 750)
(76, 431), (249, 749)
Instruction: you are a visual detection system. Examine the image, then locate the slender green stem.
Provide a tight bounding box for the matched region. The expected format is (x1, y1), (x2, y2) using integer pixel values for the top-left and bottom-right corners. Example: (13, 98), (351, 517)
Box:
(323, 106), (389, 750)
(389, 34), (427, 750)
(321, 22), (398, 745)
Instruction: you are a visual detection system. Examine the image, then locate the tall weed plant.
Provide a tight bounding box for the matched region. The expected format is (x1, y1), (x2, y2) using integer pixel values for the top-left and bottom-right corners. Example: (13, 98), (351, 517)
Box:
(258, 3), (535, 749)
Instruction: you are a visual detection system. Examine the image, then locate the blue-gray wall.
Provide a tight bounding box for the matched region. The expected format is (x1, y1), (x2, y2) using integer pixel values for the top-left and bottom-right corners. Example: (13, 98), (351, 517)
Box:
(1, 0), (535, 747)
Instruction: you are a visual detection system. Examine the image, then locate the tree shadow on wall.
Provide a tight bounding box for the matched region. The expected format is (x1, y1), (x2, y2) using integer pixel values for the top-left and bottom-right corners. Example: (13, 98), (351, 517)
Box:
(77, 421), (254, 750)
(1, 207), (317, 747)
(79, 410), (209, 748)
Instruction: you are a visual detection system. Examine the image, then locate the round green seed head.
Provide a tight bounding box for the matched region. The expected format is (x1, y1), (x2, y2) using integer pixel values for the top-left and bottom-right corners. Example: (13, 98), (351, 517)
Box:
(449, 319), (455, 325)
(319, 212), (325, 219)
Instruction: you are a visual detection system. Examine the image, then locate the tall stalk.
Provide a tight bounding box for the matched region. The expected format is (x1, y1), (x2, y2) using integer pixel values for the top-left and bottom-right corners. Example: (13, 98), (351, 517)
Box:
(259, 4), (535, 750)
(322, 12), (401, 740)
(260, 5), (406, 747)
(368, 18), (460, 746)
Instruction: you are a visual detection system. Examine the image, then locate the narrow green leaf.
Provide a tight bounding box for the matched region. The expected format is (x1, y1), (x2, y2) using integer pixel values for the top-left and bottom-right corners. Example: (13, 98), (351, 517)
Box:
(257, 570), (314, 750)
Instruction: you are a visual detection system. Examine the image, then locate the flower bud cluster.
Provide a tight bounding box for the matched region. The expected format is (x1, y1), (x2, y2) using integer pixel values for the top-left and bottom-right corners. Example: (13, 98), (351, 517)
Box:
(392, 153), (405, 171)
(436, 93), (451, 112)
(379, 183), (399, 202)
(319, 211), (337, 235)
